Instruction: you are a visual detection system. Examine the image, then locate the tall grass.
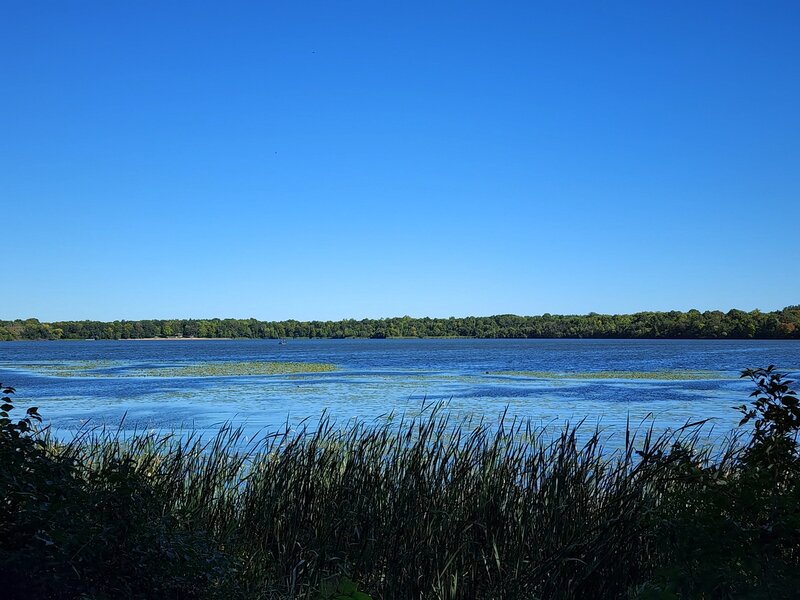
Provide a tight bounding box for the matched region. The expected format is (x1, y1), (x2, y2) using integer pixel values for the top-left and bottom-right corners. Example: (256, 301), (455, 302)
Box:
(2, 370), (798, 599)
(35, 410), (721, 598)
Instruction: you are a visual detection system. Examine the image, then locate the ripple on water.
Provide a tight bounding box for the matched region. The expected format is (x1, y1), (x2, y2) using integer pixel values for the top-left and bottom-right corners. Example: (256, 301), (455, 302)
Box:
(2, 339), (798, 450)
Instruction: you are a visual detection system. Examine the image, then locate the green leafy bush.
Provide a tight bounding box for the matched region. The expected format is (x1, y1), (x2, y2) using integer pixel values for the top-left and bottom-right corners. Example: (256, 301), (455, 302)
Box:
(0, 384), (233, 599)
(639, 367), (800, 598)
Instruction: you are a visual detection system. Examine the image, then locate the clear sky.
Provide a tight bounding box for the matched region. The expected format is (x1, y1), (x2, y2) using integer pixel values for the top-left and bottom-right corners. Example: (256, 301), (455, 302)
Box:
(2, 1), (798, 321)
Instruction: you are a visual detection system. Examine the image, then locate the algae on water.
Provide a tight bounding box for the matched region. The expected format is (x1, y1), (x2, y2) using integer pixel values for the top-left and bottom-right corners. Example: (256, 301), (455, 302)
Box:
(11, 360), (337, 378)
(489, 370), (731, 381)
(139, 361), (337, 377)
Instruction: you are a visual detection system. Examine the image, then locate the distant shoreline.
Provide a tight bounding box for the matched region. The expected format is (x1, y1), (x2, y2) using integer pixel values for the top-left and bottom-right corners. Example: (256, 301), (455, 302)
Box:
(2, 308), (798, 341)
(118, 337), (234, 341)
(3, 336), (799, 343)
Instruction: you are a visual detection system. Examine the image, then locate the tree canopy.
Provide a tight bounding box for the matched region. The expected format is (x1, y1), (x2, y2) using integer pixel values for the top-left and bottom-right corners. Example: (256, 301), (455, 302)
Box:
(1, 307), (799, 341)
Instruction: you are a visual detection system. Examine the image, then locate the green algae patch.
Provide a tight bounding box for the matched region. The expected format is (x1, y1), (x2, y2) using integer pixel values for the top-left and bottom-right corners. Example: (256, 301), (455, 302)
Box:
(13, 361), (124, 377)
(7, 360), (337, 378)
(489, 370), (730, 381)
(139, 361), (337, 378)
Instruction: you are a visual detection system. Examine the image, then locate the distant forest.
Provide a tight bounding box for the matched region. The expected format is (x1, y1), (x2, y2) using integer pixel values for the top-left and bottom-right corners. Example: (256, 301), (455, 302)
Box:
(2, 307), (799, 341)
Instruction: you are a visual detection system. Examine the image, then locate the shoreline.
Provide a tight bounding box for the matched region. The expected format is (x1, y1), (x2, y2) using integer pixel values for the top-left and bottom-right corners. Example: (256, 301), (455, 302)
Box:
(117, 337), (234, 341)
(1, 336), (797, 343)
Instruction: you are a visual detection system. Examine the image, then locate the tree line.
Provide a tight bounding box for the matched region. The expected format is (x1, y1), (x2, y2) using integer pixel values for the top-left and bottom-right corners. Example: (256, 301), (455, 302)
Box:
(1, 307), (799, 341)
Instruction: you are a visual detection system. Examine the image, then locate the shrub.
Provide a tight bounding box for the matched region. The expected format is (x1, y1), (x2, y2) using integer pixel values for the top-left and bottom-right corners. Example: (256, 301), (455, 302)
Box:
(640, 367), (800, 598)
(0, 384), (233, 599)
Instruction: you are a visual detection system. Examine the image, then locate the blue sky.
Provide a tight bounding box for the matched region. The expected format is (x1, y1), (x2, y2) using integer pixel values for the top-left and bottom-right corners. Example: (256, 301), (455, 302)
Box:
(2, 1), (798, 321)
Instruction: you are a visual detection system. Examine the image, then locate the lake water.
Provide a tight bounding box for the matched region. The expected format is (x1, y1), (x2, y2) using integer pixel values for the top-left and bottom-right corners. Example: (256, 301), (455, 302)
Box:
(1, 339), (798, 446)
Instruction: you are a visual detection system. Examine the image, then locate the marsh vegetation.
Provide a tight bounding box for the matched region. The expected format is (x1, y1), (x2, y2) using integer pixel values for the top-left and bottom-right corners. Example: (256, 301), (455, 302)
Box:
(2, 368), (799, 598)
(13, 360), (336, 378)
(489, 369), (729, 380)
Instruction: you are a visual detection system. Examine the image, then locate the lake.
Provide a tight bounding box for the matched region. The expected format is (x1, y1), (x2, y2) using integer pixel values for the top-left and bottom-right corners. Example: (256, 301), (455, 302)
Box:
(1, 339), (798, 446)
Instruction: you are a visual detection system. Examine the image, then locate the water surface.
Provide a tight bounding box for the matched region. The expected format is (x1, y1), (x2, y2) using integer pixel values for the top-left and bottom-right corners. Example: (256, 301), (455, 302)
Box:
(1, 339), (798, 445)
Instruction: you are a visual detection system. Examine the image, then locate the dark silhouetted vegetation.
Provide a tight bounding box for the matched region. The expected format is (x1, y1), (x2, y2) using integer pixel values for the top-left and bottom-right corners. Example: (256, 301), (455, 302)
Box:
(2, 305), (800, 340)
(1, 369), (799, 598)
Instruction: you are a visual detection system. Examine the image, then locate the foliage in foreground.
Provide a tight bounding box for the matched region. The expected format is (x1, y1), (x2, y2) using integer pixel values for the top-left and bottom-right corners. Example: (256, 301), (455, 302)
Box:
(1, 368), (799, 599)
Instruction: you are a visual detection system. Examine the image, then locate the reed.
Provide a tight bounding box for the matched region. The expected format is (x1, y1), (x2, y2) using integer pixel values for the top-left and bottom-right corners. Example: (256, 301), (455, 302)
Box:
(2, 369), (798, 599)
(29, 410), (718, 598)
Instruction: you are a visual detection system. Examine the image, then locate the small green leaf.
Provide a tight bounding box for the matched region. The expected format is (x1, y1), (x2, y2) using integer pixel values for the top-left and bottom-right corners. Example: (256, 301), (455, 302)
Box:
(338, 579), (358, 595)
